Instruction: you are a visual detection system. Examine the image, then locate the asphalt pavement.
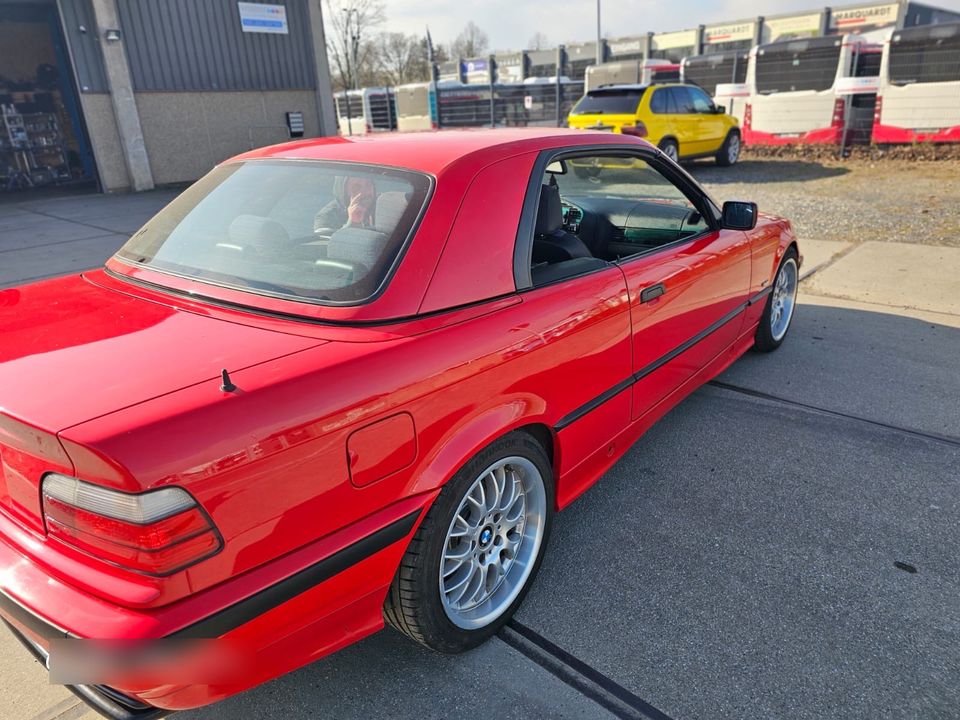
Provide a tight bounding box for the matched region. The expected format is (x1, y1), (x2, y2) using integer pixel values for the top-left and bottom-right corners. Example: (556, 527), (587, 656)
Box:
(1, 186), (958, 720)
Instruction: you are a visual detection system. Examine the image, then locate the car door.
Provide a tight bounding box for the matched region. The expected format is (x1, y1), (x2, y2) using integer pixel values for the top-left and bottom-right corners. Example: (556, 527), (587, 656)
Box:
(686, 85), (728, 154)
(646, 87), (676, 148)
(511, 167), (634, 492)
(588, 151), (752, 420)
(667, 86), (702, 156)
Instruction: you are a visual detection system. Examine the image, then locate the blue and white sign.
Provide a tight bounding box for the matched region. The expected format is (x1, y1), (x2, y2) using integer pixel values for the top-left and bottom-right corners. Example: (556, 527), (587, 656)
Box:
(238, 2), (288, 34)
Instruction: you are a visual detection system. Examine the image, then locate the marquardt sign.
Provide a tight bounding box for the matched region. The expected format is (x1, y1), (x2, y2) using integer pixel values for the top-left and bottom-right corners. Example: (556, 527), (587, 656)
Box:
(650, 28), (698, 50)
(828, 3), (900, 32)
(762, 13), (823, 43)
(704, 22), (756, 44)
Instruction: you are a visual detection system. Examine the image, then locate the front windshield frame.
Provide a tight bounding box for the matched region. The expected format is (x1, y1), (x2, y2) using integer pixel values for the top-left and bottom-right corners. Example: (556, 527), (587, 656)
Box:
(113, 159), (435, 308)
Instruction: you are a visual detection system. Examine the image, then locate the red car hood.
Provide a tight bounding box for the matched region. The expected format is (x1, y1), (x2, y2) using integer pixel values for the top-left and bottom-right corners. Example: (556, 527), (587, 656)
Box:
(0, 274), (322, 433)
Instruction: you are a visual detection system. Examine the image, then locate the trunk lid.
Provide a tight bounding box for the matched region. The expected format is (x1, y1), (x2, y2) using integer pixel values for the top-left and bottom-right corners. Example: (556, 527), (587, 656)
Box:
(0, 274), (322, 528)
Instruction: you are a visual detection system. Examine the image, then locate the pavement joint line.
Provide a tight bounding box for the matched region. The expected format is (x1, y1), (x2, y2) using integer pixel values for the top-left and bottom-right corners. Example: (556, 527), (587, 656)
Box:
(499, 620), (675, 720)
(707, 380), (960, 448)
(27, 698), (87, 720)
(0, 232), (122, 256)
(12, 206), (138, 238)
(798, 240), (861, 283)
(797, 291), (960, 320)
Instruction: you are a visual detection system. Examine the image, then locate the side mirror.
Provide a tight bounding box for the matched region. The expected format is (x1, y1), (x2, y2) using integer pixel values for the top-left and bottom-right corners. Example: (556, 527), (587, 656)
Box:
(721, 201), (757, 230)
(713, 104), (726, 114)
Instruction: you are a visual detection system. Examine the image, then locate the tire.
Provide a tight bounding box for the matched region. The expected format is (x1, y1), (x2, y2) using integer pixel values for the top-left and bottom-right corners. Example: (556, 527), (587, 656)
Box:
(658, 138), (679, 163)
(384, 431), (554, 653)
(754, 247), (799, 352)
(715, 131), (741, 167)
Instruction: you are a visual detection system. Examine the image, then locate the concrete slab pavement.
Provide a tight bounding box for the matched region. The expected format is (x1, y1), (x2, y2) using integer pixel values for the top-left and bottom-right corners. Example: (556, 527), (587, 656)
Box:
(804, 241), (960, 316)
(2, 190), (960, 719)
(796, 239), (853, 276)
(0, 190), (176, 289)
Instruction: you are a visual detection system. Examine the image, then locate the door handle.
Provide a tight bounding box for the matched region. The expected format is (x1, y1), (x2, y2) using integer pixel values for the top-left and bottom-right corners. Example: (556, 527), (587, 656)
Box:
(639, 283), (666, 303)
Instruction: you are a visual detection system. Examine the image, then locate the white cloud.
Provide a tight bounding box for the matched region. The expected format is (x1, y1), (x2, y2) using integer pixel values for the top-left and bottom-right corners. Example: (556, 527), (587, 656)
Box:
(373, 0), (960, 51)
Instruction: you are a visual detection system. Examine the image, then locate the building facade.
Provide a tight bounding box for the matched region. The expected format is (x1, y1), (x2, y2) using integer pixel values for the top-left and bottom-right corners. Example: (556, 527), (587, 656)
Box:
(0, 0), (336, 193)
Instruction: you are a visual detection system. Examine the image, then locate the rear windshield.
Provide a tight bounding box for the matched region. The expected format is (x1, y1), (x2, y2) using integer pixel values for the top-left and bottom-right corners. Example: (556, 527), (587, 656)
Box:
(889, 25), (960, 84)
(115, 160), (432, 304)
(571, 89), (645, 115)
(755, 39), (842, 94)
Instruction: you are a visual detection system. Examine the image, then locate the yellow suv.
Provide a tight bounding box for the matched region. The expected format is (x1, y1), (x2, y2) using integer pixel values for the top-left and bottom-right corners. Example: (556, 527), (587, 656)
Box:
(567, 83), (741, 166)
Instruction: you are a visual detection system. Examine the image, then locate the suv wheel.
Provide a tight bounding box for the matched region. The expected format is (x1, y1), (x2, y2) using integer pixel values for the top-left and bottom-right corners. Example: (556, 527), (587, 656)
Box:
(659, 138), (679, 163)
(716, 131), (741, 167)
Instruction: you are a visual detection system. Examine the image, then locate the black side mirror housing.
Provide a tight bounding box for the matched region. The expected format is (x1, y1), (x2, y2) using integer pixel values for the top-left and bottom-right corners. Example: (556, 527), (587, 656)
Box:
(714, 104), (726, 114)
(721, 201), (758, 230)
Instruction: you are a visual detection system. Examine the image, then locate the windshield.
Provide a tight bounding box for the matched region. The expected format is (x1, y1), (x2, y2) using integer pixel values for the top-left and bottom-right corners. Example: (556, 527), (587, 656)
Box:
(571, 89), (645, 115)
(115, 160), (432, 305)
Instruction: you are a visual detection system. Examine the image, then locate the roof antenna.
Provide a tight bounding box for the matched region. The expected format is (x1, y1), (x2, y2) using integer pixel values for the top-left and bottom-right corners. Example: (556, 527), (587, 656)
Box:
(220, 368), (237, 393)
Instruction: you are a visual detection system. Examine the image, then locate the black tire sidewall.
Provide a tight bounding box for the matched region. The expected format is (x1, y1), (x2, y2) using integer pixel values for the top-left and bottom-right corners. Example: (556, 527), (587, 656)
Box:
(408, 432), (554, 653)
(716, 131), (740, 166)
(754, 247), (799, 352)
(659, 138), (679, 162)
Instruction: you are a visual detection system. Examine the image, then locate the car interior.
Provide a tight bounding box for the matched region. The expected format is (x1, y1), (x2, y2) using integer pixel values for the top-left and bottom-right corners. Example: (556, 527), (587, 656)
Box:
(134, 163), (427, 303)
(530, 156), (711, 286)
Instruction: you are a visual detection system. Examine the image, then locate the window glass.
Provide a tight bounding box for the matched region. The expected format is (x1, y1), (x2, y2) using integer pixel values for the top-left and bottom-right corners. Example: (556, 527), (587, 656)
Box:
(755, 38), (842, 94)
(336, 94), (364, 119)
(650, 89), (668, 114)
(687, 87), (715, 113)
(670, 87), (696, 114)
(682, 52), (748, 95)
(889, 27), (960, 84)
(570, 89), (645, 115)
(532, 154), (710, 276)
(116, 160), (432, 304)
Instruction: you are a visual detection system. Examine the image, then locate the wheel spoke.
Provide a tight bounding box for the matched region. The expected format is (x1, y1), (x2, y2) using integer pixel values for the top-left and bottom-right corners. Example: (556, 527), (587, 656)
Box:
(439, 455), (547, 628)
(449, 514), (471, 537)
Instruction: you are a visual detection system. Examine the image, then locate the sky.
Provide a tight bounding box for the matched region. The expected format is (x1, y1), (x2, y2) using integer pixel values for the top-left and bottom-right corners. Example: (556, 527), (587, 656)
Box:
(379, 0), (960, 52)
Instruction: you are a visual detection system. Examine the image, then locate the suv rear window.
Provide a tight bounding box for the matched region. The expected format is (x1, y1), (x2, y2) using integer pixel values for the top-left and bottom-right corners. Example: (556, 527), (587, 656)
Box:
(571, 89), (645, 115)
(115, 160), (432, 304)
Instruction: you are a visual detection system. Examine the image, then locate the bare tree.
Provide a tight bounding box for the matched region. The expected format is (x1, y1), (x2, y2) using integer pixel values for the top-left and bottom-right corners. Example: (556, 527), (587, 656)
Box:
(450, 20), (489, 59)
(377, 32), (427, 86)
(323, 0), (385, 91)
(527, 32), (550, 51)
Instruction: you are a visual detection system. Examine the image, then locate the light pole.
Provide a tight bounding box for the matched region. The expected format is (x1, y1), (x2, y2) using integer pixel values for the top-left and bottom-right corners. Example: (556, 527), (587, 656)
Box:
(343, 7), (361, 90)
(596, 0), (602, 64)
(341, 7), (361, 134)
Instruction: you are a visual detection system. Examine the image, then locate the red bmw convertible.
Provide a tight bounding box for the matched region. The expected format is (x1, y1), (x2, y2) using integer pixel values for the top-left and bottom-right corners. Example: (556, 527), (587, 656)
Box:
(0, 129), (800, 716)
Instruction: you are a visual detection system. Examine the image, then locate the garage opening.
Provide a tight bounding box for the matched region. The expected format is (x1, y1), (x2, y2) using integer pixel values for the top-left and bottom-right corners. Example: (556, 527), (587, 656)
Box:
(0, 2), (97, 194)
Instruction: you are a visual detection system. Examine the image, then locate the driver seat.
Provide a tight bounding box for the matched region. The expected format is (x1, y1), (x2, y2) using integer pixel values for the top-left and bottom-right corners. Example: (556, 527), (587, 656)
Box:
(532, 184), (593, 265)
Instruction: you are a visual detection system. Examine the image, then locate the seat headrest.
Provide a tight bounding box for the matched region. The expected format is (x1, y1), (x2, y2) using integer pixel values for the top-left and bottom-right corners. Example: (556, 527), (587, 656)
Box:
(375, 191), (408, 234)
(328, 226), (389, 276)
(535, 184), (563, 235)
(228, 215), (290, 251)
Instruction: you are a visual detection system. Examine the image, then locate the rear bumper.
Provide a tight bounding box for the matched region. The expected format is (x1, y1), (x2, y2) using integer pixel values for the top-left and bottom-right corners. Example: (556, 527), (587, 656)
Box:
(0, 496), (430, 712)
(2, 618), (165, 719)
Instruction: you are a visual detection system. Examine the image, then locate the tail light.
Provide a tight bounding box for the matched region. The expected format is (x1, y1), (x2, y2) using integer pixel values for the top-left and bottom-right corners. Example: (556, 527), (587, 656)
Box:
(744, 103), (752, 130)
(831, 98), (846, 127)
(621, 122), (648, 138)
(41, 474), (221, 576)
(873, 95), (883, 125)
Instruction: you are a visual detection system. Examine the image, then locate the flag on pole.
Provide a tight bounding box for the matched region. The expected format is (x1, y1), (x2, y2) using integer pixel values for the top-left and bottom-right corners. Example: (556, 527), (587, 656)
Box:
(426, 26), (435, 64)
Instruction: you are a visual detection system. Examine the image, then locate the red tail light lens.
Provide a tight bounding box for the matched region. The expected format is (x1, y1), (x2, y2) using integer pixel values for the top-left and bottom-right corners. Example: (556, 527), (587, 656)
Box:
(832, 98), (846, 127)
(41, 474), (221, 576)
(873, 95), (883, 125)
(621, 123), (648, 138)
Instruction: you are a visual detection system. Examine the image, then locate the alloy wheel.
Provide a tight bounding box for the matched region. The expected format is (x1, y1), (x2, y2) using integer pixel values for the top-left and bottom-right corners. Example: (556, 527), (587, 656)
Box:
(770, 257), (798, 341)
(439, 456), (546, 630)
